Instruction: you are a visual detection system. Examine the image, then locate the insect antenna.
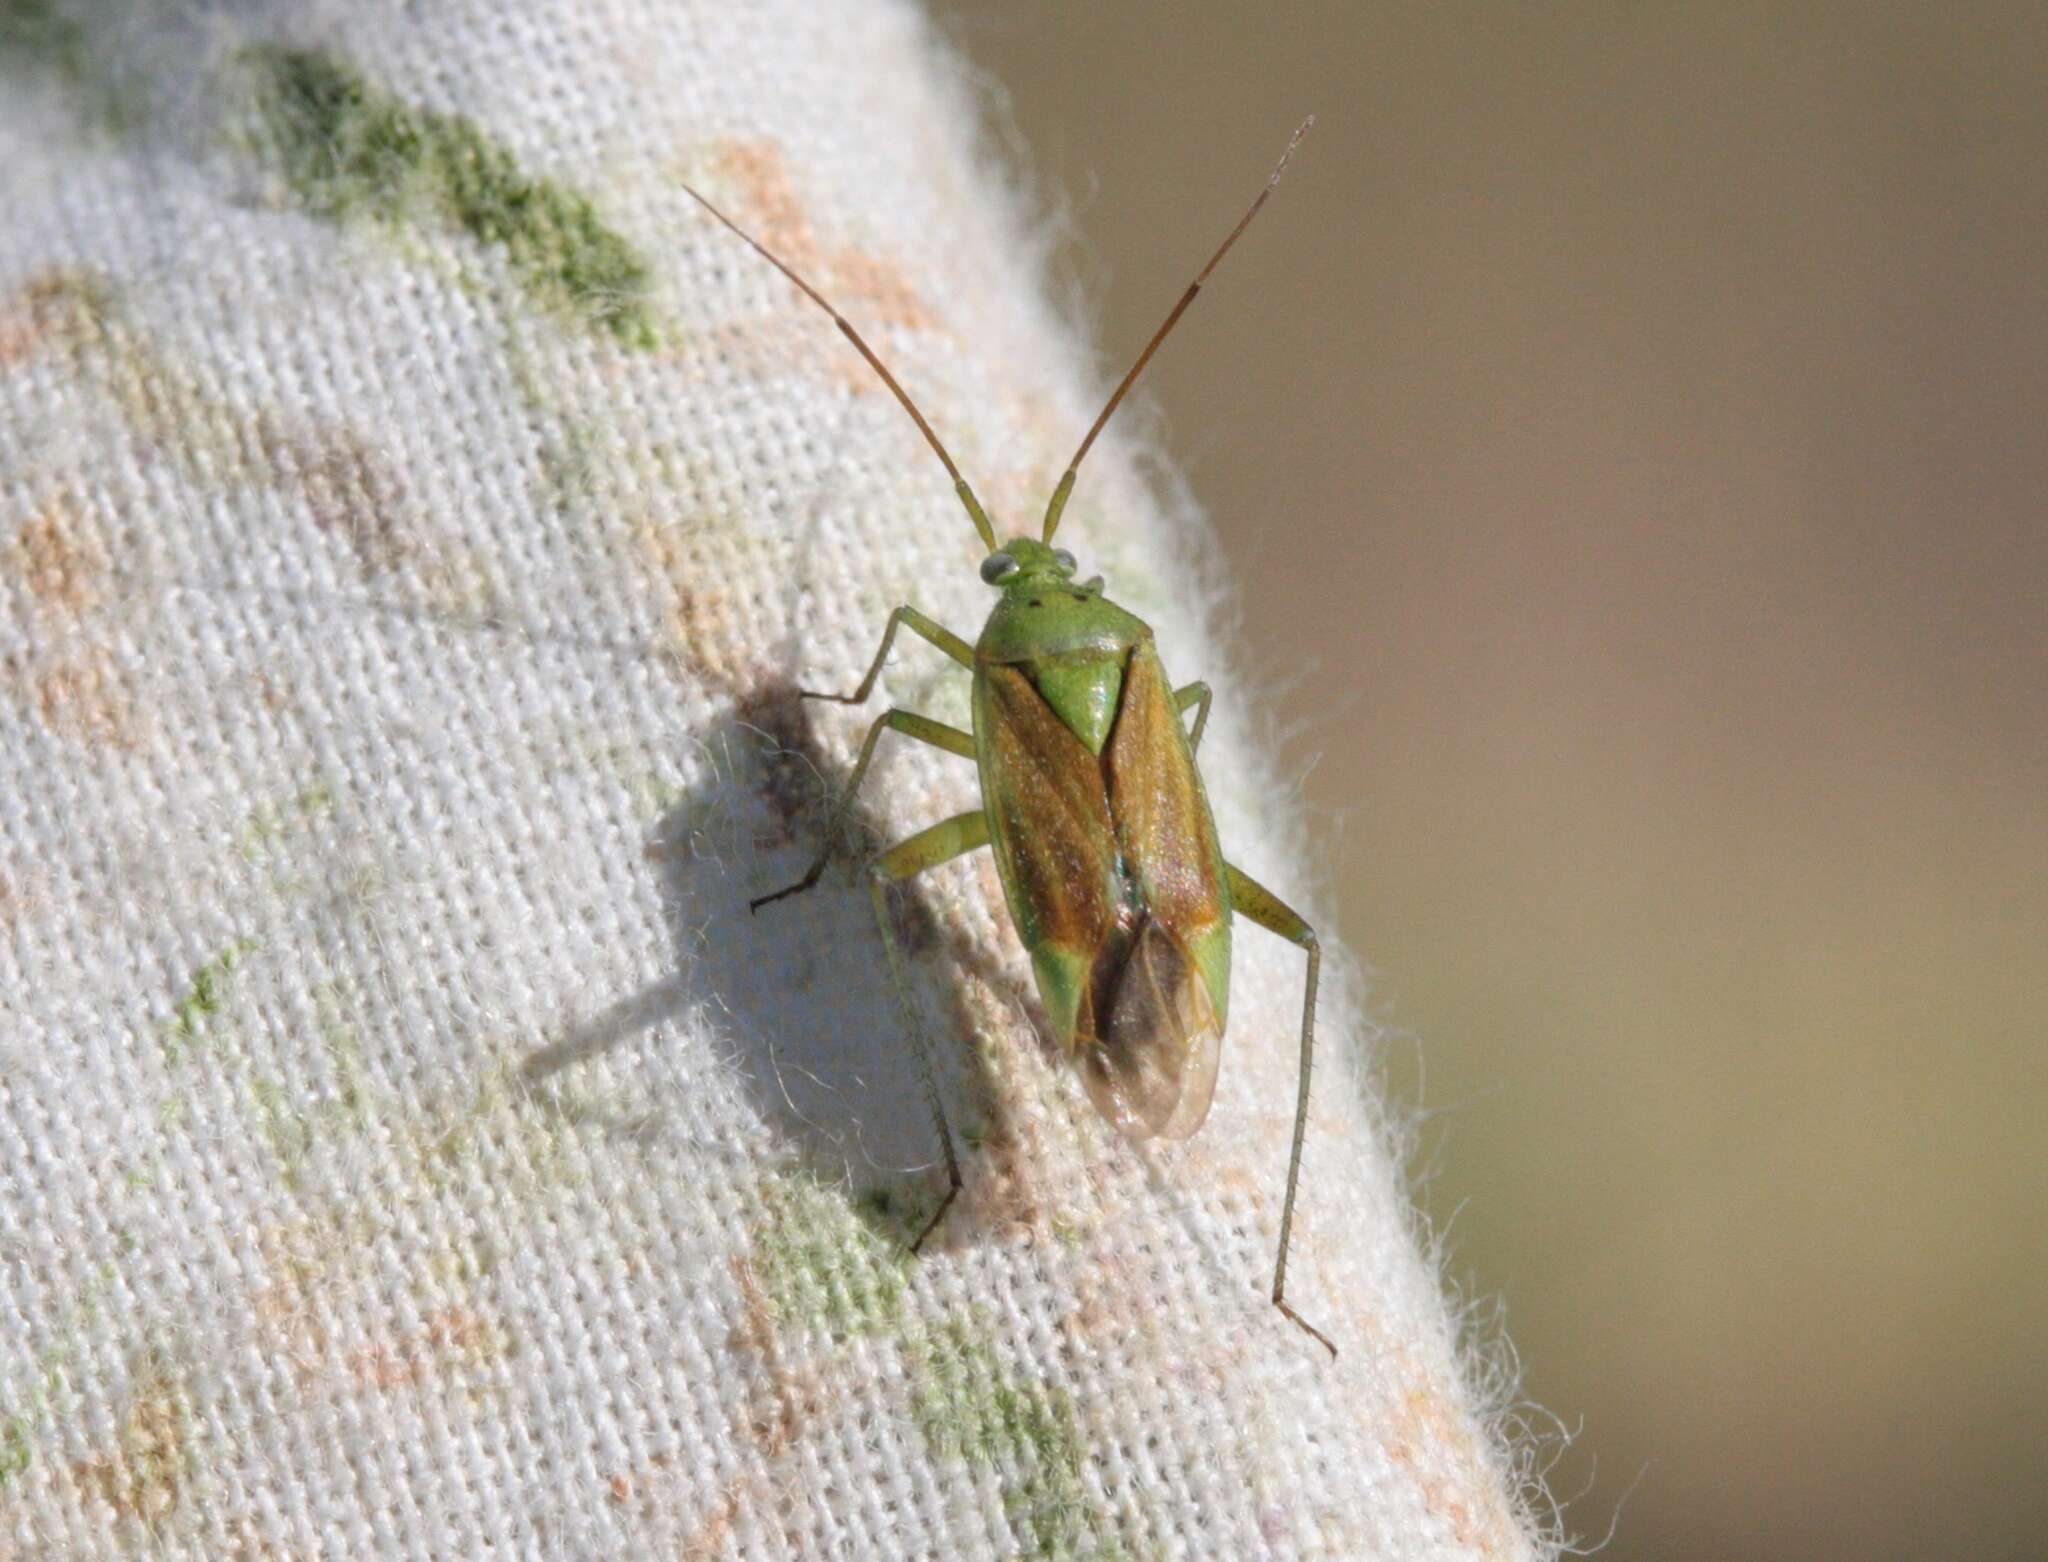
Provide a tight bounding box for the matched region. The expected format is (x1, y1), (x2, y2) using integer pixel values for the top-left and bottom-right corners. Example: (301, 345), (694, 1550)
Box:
(679, 179), (1000, 553)
(1041, 116), (1313, 543)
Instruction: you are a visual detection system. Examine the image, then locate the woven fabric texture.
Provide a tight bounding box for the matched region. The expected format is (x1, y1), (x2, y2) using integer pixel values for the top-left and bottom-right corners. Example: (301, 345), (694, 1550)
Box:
(0, 1), (1548, 1556)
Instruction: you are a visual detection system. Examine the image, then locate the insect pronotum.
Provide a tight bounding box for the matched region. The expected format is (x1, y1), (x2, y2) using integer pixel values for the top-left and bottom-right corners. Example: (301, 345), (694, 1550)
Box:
(685, 119), (1334, 1356)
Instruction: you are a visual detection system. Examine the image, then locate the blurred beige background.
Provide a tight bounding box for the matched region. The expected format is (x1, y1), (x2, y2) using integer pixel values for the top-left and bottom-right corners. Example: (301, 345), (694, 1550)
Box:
(925, 3), (2045, 1558)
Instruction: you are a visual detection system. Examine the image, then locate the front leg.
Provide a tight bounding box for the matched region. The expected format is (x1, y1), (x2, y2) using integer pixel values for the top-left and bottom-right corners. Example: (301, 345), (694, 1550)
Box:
(867, 810), (993, 1252)
(751, 709), (975, 911)
(808, 605), (974, 705)
(1225, 861), (1335, 1358)
(1174, 680), (1213, 753)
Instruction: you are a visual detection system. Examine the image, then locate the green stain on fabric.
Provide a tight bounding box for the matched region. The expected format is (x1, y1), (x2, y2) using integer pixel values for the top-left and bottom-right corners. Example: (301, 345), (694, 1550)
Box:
(497, 310), (610, 513)
(320, 1006), (370, 1130)
(0, 1262), (139, 1496)
(238, 782), (337, 861)
(908, 1319), (1112, 1559)
(0, 1417), (30, 1489)
(426, 1231), (501, 1290)
(162, 938), (260, 1061)
(250, 1074), (313, 1187)
(0, 0), (133, 133)
(632, 768), (688, 819)
(0, 0), (84, 74)
(238, 783), (344, 899)
(409, 1066), (583, 1206)
(754, 1174), (908, 1338)
(247, 46), (658, 347)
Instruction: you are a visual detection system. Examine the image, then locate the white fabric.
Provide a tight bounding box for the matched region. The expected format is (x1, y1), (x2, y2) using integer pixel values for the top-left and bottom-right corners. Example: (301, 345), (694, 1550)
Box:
(0, 1), (1549, 1555)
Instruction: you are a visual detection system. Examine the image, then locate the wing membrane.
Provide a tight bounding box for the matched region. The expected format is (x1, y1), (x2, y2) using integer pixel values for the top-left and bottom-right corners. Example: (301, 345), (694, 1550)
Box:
(1078, 912), (1222, 1139)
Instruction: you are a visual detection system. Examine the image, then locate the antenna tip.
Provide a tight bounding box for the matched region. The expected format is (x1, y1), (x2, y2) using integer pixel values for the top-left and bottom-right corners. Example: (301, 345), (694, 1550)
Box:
(1271, 117), (1314, 185)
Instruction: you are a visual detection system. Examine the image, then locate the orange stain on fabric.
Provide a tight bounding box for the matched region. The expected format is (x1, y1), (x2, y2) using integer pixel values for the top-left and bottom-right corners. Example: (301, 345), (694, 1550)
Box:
(1372, 1333), (1521, 1555)
(9, 492), (110, 615)
(68, 1355), (192, 1529)
(707, 141), (937, 335)
(346, 1307), (506, 1392)
(727, 1255), (836, 1461)
(6, 645), (138, 750)
(0, 269), (99, 367)
(633, 520), (738, 687)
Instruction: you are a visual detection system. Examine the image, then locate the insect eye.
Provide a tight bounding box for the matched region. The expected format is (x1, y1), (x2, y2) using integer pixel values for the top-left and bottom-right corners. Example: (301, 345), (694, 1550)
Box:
(980, 552), (1020, 584)
(1051, 549), (1077, 575)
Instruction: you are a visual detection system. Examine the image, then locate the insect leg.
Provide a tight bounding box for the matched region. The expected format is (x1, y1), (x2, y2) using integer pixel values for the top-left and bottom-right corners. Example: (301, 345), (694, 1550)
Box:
(805, 606), (974, 705)
(1223, 862), (1337, 1358)
(750, 710), (974, 911)
(868, 809), (992, 1252)
(1173, 680), (1213, 753)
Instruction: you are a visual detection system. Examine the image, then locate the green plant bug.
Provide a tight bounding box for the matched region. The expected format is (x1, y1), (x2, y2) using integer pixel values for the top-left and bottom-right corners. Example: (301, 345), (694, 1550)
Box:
(684, 119), (1334, 1356)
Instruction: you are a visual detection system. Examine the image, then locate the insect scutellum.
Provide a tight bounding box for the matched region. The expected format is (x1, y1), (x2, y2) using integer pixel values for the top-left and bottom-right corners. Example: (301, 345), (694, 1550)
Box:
(685, 117), (1336, 1358)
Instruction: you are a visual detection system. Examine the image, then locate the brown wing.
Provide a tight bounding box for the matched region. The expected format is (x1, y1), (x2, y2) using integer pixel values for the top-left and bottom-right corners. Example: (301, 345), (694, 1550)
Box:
(979, 643), (1233, 1141)
(1105, 640), (1228, 937)
(977, 659), (1137, 1051)
(1098, 637), (1232, 1139)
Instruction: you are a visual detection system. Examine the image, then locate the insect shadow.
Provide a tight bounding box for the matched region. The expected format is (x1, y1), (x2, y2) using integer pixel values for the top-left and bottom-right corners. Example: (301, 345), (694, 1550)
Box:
(523, 675), (1034, 1248)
